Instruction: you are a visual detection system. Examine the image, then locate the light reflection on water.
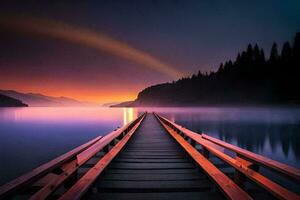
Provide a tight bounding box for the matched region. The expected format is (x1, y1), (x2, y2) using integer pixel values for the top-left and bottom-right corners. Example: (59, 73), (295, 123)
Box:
(123, 108), (136, 125)
(0, 106), (300, 185)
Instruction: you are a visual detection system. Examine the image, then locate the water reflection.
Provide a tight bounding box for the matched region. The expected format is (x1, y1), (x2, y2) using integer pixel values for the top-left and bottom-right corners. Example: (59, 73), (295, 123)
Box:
(0, 106), (300, 185)
(123, 108), (137, 125)
(0, 107), (125, 185)
(136, 107), (300, 168)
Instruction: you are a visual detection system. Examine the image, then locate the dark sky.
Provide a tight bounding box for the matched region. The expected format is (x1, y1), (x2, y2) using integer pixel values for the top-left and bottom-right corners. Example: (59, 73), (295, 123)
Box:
(0, 0), (299, 102)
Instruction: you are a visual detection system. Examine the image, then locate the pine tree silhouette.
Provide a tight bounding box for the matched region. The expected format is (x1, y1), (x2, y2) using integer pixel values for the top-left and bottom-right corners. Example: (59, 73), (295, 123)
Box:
(269, 42), (279, 62)
(134, 33), (300, 106)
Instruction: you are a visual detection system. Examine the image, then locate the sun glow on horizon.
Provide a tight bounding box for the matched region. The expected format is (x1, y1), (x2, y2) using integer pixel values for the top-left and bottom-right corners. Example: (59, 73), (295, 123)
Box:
(0, 15), (185, 102)
(0, 84), (138, 103)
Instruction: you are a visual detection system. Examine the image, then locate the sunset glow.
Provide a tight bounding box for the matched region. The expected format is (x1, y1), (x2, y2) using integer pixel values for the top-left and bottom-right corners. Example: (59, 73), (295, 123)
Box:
(0, 15), (186, 103)
(0, 1), (299, 104)
(1, 1), (300, 198)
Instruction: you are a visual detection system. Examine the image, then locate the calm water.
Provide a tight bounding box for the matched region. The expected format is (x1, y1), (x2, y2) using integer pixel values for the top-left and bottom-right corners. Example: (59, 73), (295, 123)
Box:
(0, 106), (300, 185)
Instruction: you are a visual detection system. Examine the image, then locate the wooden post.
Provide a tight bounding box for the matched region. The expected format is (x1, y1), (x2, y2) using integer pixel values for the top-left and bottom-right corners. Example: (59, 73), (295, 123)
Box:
(110, 139), (118, 146)
(234, 154), (259, 187)
(183, 135), (189, 141)
(202, 147), (209, 158)
(190, 139), (196, 147)
(103, 145), (110, 153)
(249, 163), (259, 171)
(234, 170), (246, 188)
(236, 155), (259, 172)
(64, 170), (78, 189)
(122, 131), (126, 137)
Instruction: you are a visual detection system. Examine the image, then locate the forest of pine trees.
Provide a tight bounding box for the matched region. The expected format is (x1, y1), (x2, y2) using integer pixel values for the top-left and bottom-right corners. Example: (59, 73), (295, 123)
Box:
(133, 32), (300, 106)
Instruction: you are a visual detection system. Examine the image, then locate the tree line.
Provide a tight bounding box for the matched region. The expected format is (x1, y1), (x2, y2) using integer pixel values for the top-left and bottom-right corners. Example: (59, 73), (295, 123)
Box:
(134, 32), (300, 106)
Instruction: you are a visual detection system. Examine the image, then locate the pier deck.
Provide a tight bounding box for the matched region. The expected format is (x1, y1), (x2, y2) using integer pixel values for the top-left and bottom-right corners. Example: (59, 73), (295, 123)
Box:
(84, 113), (223, 200)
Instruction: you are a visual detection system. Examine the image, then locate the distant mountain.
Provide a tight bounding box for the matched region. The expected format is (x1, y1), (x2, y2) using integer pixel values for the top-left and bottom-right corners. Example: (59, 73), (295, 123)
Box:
(110, 101), (134, 107)
(0, 90), (97, 107)
(0, 94), (28, 107)
(116, 32), (300, 107)
(102, 102), (122, 107)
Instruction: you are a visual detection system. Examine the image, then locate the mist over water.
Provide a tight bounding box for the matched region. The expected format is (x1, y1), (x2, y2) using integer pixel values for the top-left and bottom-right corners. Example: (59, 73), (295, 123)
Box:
(0, 107), (124, 185)
(151, 107), (300, 168)
(0, 106), (300, 185)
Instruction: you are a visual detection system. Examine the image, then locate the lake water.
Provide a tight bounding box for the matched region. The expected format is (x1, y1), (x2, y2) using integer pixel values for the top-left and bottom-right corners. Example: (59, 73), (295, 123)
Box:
(0, 106), (300, 185)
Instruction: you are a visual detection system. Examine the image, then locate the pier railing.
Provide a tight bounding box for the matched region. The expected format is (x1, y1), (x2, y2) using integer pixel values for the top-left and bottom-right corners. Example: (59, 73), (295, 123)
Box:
(0, 112), (146, 200)
(155, 113), (300, 200)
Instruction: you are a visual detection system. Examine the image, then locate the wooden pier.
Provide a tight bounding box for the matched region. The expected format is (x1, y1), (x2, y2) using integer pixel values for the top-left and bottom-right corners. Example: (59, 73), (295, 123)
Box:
(0, 113), (300, 200)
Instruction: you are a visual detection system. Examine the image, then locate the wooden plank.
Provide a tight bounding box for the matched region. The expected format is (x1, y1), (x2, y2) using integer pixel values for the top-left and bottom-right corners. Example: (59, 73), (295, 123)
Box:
(126, 146), (179, 149)
(31, 173), (59, 187)
(29, 160), (78, 200)
(156, 114), (300, 200)
(95, 180), (211, 190)
(156, 114), (252, 200)
(58, 114), (145, 200)
(114, 158), (190, 163)
(106, 169), (199, 174)
(202, 134), (300, 181)
(117, 155), (186, 159)
(119, 153), (185, 157)
(108, 162), (196, 169)
(102, 173), (205, 181)
(124, 149), (182, 152)
(0, 135), (102, 198)
(89, 192), (223, 200)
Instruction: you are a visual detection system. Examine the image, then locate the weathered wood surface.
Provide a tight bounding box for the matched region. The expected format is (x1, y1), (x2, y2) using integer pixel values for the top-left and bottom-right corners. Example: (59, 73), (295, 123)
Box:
(156, 113), (300, 200)
(82, 114), (234, 200)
